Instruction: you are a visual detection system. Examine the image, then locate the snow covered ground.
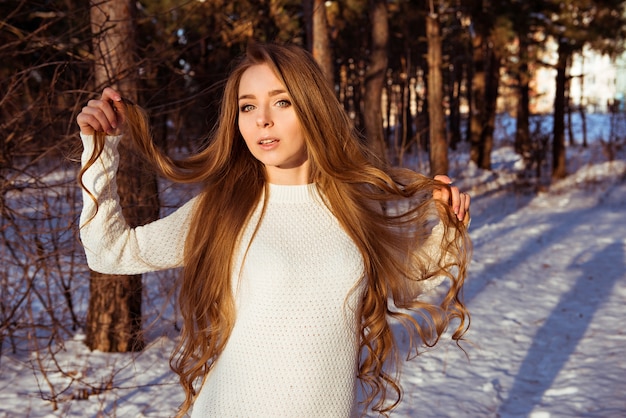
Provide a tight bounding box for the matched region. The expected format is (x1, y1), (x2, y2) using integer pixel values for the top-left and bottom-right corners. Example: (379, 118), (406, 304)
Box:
(1, 114), (625, 417)
(394, 151), (626, 418)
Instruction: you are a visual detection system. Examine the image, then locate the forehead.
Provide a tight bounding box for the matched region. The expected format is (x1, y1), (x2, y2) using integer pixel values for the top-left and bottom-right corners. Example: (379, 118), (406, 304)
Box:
(238, 64), (285, 94)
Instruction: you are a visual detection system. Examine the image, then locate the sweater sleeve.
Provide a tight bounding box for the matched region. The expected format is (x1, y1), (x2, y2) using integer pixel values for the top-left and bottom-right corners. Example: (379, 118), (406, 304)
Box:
(79, 132), (196, 275)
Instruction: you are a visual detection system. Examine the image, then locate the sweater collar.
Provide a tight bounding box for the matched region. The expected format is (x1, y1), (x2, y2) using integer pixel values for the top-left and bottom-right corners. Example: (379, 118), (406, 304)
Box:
(266, 183), (320, 203)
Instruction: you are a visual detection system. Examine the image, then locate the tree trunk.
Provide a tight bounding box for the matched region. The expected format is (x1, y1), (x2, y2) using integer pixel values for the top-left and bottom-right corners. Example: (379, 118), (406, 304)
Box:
(87, 272), (144, 352)
(515, 38), (530, 158)
(363, 0), (389, 161)
(400, 54), (413, 164)
(465, 54), (473, 145)
(303, 0), (313, 51)
(580, 105), (588, 147)
(566, 89), (575, 146)
(578, 56), (588, 147)
(426, 14), (448, 176)
(469, 28), (486, 168)
(449, 59), (463, 151)
(481, 46), (500, 170)
(311, 0), (333, 86)
(86, 0), (160, 352)
(552, 39), (569, 180)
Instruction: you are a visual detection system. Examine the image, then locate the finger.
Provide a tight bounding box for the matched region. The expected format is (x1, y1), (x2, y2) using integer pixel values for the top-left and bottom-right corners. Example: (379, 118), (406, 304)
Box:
(433, 174), (452, 202)
(85, 101), (117, 134)
(433, 183), (450, 204)
(463, 208), (471, 227)
(95, 96), (121, 131)
(463, 192), (471, 213)
(449, 185), (462, 219)
(77, 100), (120, 135)
(77, 105), (112, 135)
(457, 192), (471, 223)
(434, 174), (452, 185)
(102, 87), (127, 119)
(76, 111), (96, 135)
(80, 88), (126, 131)
(101, 87), (123, 105)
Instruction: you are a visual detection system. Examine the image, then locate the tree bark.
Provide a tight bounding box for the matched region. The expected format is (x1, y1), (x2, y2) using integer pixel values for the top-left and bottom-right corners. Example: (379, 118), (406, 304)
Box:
(566, 86), (575, 146)
(578, 54), (587, 148)
(580, 105), (588, 148)
(515, 38), (530, 158)
(363, 0), (389, 161)
(578, 55), (588, 147)
(400, 54), (412, 164)
(87, 272), (144, 352)
(481, 46), (500, 170)
(311, 0), (333, 86)
(303, 0), (312, 51)
(469, 28), (486, 168)
(449, 59), (463, 151)
(552, 38), (569, 180)
(86, 0), (160, 352)
(426, 14), (448, 176)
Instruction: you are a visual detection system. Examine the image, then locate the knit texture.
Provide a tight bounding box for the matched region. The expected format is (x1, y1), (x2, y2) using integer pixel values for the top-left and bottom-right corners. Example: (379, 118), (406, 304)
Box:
(79, 134), (366, 417)
(193, 183), (365, 417)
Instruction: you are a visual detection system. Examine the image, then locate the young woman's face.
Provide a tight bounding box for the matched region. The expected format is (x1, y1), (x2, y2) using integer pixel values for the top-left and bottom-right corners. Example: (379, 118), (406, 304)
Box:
(238, 64), (310, 185)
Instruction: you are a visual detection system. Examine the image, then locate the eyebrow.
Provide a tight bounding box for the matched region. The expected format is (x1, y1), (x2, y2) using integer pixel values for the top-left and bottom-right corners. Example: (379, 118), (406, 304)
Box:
(238, 89), (288, 101)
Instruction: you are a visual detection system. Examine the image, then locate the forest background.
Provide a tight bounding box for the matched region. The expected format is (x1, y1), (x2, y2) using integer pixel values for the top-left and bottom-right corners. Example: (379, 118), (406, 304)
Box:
(1, 0), (626, 415)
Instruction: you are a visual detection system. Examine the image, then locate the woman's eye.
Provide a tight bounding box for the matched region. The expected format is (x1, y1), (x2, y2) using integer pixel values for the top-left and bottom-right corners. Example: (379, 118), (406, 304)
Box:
(276, 99), (291, 108)
(240, 104), (254, 112)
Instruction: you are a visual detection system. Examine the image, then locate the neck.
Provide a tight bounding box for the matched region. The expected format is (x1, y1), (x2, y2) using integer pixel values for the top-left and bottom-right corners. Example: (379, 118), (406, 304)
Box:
(265, 164), (311, 185)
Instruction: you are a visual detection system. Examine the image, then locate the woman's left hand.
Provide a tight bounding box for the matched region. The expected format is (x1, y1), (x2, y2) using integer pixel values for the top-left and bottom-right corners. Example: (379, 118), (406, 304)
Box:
(433, 175), (471, 227)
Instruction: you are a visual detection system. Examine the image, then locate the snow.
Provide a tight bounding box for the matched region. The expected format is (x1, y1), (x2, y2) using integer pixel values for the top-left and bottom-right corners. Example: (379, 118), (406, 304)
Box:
(1, 114), (625, 417)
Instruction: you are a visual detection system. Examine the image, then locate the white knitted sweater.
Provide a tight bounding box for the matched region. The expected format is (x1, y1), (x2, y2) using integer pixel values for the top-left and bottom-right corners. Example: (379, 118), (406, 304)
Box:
(79, 134), (447, 417)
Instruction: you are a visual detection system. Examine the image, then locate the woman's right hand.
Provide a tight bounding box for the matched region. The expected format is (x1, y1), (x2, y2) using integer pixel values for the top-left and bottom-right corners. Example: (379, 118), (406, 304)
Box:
(433, 174), (471, 226)
(76, 87), (126, 136)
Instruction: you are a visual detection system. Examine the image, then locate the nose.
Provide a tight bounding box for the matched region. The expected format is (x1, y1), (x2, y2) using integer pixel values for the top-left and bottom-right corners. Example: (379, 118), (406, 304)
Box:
(256, 106), (273, 128)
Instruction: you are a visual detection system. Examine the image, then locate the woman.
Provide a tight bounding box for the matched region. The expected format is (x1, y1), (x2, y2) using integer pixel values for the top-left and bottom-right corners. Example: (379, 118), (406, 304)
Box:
(77, 42), (471, 417)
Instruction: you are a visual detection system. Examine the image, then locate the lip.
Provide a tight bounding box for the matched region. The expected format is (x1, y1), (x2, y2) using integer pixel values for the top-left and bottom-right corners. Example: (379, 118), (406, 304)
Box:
(258, 137), (279, 149)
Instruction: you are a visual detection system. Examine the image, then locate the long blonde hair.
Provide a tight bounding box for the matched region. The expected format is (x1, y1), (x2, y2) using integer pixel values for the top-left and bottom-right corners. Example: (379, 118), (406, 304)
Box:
(80, 42), (471, 417)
